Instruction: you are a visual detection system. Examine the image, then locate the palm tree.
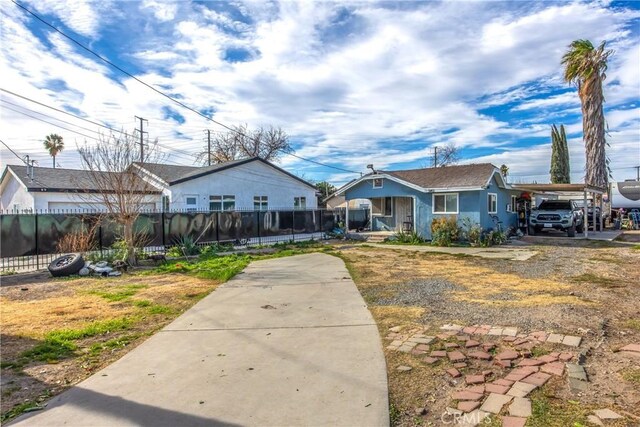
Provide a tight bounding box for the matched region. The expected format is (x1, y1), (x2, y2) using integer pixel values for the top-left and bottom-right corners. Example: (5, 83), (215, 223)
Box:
(43, 134), (64, 168)
(561, 39), (612, 189)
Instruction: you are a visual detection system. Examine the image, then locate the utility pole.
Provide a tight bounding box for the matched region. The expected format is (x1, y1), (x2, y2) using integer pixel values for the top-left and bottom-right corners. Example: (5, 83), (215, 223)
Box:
(205, 129), (211, 166)
(135, 116), (148, 162)
(433, 147), (438, 168)
(634, 165), (640, 181)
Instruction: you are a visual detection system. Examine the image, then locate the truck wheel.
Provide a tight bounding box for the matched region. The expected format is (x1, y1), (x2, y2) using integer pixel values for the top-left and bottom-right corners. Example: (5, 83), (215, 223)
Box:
(48, 254), (85, 277)
(567, 225), (576, 238)
(576, 223), (584, 233)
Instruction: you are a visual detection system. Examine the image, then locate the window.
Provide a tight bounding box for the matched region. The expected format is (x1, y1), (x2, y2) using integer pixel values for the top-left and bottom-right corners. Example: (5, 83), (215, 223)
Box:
(254, 196), (268, 211)
(488, 193), (497, 214)
(294, 197), (306, 210)
(432, 193), (458, 214)
(162, 196), (170, 212)
(510, 195), (517, 213)
(185, 195), (198, 212)
(209, 195), (235, 211)
(373, 178), (383, 189)
(371, 197), (393, 216)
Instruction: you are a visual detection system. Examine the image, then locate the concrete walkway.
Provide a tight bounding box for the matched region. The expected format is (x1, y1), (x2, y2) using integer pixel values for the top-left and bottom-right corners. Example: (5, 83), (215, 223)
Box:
(366, 243), (537, 261)
(12, 253), (389, 427)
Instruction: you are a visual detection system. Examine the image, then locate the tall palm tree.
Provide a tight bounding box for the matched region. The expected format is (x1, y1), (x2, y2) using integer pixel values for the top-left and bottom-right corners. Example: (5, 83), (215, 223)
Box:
(43, 134), (64, 168)
(561, 39), (612, 189)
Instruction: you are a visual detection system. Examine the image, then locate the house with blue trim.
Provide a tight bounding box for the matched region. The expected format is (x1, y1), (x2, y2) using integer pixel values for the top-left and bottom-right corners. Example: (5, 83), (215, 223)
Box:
(335, 163), (521, 239)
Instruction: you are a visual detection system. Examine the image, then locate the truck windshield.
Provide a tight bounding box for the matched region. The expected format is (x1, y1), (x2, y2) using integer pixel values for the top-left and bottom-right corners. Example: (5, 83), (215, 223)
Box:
(538, 201), (571, 210)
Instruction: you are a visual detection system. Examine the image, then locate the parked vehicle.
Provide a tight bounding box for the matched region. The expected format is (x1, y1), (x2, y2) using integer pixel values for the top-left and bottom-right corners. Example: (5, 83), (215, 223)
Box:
(529, 200), (584, 237)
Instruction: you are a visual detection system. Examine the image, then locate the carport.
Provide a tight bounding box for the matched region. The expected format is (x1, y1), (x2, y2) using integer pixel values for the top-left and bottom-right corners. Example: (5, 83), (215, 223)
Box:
(512, 183), (605, 238)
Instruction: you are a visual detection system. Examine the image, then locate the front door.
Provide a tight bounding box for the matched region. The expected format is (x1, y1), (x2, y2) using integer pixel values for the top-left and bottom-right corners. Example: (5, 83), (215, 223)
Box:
(395, 197), (413, 231)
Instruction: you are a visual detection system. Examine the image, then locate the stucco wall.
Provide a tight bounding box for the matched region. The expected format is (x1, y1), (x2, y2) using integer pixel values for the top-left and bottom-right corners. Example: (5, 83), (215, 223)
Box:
(0, 172), (34, 212)
(168, 161), (317, 211)
(31, 192), (159, 211)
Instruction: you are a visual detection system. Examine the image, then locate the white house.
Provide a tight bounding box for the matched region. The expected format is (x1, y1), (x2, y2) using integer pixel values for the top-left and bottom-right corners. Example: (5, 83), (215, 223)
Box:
(1, 157), (318, 213)
(0, 165), (161, 213)
(132, 157), (318, 211)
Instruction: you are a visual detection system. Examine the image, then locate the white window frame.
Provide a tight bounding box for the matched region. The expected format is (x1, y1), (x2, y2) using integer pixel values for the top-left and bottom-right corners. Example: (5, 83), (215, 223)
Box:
(371, 197), (393, 217)
(509, 195), (517, 213)
(488, 193), (498, 214)
(294, 196), (307, 210)
(253, 195), (268, 211)
(209, 195), (235, 211)
(372, 178), (383, 189)
(432, 193), (459, 214)
(185, 195), (198, 212)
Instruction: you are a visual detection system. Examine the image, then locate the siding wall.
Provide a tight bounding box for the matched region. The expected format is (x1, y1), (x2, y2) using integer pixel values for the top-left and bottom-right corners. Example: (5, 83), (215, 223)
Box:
(344, 174), (520, 239)
(0, 173), (34, 212)
(168, 161), (317, 211)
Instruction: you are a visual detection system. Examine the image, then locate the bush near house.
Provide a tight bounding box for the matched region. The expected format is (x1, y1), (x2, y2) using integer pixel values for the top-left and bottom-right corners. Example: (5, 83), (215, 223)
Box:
(430, 216), (460, 246)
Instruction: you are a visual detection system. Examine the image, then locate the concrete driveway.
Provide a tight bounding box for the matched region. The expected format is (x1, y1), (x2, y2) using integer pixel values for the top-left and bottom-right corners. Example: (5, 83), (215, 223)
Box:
(12, 253), (389, 427)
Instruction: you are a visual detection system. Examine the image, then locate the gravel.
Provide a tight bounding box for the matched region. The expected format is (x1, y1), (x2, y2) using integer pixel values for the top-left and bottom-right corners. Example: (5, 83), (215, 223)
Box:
(374, 279), (463, 306)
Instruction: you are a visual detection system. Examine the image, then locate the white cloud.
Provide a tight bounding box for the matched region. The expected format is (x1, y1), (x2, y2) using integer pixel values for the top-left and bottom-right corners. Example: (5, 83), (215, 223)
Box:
(1, 0), (638, 186)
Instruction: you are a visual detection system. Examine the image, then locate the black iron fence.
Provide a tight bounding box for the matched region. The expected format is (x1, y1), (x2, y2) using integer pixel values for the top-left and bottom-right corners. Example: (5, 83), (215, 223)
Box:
(0, 209), (369, 272)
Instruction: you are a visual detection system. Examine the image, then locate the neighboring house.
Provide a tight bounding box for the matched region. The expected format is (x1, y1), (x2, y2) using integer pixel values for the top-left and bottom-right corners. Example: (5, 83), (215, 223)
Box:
(132, 157), (318, 211)
(334, 163), (520, 238)
(0, 165), (160, 213)
(1, 157), (318, 213)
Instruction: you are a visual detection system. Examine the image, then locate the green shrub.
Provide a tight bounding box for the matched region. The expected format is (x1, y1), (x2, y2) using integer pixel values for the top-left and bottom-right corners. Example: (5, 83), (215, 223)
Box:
(388, 230), (425, 244)
(431, 216), (460, 246)
(460, 217), (482, 246)
(167, 235), (201, 257)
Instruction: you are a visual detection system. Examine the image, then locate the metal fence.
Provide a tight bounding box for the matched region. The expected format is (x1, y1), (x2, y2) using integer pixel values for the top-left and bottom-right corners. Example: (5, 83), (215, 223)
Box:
(0, 209), (369, 273)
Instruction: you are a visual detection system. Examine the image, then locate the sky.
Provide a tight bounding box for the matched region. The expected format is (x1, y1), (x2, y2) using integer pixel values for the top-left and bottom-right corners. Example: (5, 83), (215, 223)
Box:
(0, 0), (639, 186)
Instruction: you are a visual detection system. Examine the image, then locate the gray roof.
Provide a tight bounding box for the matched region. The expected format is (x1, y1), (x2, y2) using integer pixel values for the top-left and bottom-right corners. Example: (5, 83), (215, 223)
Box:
(131, 162), (200, 183)
(135, 157), (316, 189)
(2, 165), (161, 194)
(385, 163), (498, 189)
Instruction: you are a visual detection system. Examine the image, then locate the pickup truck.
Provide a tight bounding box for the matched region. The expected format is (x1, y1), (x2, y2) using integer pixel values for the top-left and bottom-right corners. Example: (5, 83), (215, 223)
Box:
(529, 200), (584, 237)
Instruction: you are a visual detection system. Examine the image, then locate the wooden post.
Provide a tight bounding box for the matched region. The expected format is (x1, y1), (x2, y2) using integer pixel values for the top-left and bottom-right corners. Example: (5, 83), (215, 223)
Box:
(583, 189), (588, 238)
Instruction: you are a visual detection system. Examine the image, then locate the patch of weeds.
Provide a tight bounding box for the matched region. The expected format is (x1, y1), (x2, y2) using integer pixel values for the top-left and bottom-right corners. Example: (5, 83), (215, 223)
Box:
(88, 334), (140, 356)
(0, 269), (17, 276)
(21, 318), (134, 363)
(620, 367), (640, 384)
(624, 319), (640, 331)
(531, 346), (550, 357)
(21, 338), (77, 362)
(132, 299), (152, 307)
(183, 291), (209, 300)
(88, 284), (147, 302)
(571, 273), (622, 288)
(150, 254), (251, 281)
(1, 402), (43, 423)
(146, 304), (174, 315)
(389, 402), (402, 426)
(632, 244), (640, 250)
(528, 390), (589, 427)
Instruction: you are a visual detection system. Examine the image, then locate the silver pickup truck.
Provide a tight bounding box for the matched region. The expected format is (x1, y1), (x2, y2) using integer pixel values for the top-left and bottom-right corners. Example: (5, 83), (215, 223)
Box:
(529, 200), (584, 237)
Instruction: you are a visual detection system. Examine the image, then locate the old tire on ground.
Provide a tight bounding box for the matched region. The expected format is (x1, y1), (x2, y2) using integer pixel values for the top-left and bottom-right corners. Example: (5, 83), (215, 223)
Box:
(567, 225), (576, 238)
(48, 253), (85, 277)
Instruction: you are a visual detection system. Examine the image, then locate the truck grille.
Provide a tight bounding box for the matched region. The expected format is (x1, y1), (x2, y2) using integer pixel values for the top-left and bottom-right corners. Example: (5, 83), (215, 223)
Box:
(538, 214), (561, 221)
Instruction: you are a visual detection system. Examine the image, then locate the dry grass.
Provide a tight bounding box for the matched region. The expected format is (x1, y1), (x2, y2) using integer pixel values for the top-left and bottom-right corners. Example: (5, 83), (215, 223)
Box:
(341, 247), (585, 307)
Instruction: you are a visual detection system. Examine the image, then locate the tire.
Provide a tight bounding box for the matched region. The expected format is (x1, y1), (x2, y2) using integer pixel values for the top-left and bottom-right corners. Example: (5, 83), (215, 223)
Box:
(528, 226), (536, 236)
(48, 253), (85, 277)
(567, 225), (576, 238)
(576, 223), (584, 233)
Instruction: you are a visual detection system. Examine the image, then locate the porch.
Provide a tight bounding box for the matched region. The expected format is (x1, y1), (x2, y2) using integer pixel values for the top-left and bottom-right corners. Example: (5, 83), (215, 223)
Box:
(345, 196), (414, 233)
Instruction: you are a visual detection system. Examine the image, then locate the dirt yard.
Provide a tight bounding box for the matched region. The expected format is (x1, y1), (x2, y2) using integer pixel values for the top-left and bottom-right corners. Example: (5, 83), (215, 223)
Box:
(0, 270), (220, 422)
(336, 238), (640, 426)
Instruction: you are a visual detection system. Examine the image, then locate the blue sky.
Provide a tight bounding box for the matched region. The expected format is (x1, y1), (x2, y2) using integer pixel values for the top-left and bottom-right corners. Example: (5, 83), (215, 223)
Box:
(1, 0), (639, 185)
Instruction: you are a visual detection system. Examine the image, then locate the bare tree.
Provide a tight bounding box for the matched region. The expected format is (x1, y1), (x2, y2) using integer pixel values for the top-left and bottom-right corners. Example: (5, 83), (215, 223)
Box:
(77, 131), (161, 265)
(430, 143), (460, 167)
(197, 124), (292, 165)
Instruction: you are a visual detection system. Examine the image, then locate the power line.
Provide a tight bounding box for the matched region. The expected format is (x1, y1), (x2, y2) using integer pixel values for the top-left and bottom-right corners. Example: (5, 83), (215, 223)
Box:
(2, 105), (99, 141)
(9, 2), (363, 176)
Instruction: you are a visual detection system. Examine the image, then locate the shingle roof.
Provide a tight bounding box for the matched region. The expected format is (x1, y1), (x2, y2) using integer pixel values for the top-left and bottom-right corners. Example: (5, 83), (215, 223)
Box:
(2, 165), (161, 194)
(384, 163), (498, 189)
(131, 162), (200, 183)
